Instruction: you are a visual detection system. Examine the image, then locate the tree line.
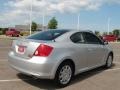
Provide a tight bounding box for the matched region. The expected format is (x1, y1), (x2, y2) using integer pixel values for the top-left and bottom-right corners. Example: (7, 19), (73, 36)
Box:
(94, 29), (120, 37)
(0, 17), (58, 34)
(31, 17), (58, 31)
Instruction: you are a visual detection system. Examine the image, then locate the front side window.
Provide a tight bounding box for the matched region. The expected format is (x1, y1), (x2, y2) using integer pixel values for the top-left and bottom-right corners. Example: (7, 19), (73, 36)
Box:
(83, 32), (103, 44)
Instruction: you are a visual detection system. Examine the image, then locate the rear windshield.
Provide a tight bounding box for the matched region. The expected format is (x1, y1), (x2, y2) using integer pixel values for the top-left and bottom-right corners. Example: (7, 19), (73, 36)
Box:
(27, 30), (68, 40)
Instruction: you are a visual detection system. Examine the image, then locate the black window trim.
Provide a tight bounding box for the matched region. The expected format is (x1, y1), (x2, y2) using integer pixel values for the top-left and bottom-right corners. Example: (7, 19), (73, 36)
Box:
(70, 32), (85, 44)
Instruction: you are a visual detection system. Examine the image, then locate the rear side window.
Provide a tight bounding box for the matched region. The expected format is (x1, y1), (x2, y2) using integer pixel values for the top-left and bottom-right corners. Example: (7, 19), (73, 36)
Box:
(27, 30), (68, 40)
(83, 32), (103, 44)
(70, 32), (84, 43)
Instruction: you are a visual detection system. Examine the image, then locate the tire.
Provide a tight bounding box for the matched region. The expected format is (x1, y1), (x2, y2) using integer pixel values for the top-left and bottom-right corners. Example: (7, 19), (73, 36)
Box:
(54, 61), (73, 87)
(12, 34), (14, 37)
(105, 54), (113, 68)
(16, 34), (19, 37)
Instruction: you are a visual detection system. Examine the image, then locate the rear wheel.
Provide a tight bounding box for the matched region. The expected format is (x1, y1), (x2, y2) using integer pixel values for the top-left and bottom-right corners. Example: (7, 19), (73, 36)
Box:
(105, 54), (113, 68)
(12, 34), (14, 37)
(16, 34), (19, 37)
(54, 61), (73, 87)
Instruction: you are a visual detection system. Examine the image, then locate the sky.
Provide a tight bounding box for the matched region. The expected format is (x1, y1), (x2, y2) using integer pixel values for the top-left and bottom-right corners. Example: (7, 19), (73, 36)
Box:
(0, 0), (120, 32)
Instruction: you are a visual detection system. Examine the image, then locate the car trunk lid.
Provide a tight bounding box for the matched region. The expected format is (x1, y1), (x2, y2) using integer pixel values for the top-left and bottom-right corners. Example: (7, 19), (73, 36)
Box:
(12, 39), (51, 59)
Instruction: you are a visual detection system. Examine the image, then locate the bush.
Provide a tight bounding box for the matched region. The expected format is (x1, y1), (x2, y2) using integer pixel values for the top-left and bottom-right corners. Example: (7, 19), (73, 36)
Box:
(20, 31), (30, 36)
(0, 31), (3, 35)
(0, 28), (8, 35)
(2, 28), (8, 34)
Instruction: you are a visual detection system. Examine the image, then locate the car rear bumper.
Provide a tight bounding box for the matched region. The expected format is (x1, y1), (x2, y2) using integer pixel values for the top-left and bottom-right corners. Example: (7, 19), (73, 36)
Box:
(8, 51), (55, 79)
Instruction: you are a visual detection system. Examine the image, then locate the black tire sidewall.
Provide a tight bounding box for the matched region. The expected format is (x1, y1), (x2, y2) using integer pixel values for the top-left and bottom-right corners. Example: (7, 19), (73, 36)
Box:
(105, 55), (113, 68)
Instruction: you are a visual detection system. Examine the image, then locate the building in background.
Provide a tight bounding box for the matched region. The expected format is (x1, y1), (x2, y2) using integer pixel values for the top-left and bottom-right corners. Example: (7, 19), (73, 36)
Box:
(15, 24), (47, 31)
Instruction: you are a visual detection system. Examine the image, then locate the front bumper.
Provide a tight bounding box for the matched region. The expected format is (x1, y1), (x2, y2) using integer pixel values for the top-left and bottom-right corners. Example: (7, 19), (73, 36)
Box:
(8, 52), (55, 79)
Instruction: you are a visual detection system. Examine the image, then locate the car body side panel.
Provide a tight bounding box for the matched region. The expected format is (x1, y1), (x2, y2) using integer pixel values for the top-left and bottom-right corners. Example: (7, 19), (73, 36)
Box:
(83, 44), (106, 67)
(46, 42), (89, 76)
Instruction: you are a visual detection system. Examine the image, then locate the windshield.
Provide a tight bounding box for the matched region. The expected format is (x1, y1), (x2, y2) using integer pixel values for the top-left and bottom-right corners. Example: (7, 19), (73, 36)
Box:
(27, 30), (69, 41)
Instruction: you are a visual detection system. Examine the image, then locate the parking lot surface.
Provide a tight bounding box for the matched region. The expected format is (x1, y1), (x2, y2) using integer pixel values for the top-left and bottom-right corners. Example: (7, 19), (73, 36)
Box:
(0, 39), (120, 90)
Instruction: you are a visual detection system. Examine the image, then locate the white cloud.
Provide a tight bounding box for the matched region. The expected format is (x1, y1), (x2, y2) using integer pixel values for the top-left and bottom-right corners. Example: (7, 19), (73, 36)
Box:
(0, 0), (120, 27)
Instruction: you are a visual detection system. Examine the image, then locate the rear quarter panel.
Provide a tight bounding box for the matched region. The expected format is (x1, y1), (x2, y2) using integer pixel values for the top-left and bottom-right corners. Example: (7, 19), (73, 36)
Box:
(47, 41), (86, 76)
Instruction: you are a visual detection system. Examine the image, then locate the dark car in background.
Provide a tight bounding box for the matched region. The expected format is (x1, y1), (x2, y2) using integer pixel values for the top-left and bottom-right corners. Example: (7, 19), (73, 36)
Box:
(6, 28), (20, 37)
(117, 36), (120, 41)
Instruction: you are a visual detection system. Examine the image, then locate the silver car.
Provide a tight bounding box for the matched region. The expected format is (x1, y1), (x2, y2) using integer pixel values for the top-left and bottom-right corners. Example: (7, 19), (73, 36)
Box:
(8, 30), (113, 87)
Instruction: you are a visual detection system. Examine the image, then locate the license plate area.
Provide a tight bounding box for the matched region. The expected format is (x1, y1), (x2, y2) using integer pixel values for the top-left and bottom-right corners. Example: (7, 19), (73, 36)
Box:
(17, 45), (26, 54)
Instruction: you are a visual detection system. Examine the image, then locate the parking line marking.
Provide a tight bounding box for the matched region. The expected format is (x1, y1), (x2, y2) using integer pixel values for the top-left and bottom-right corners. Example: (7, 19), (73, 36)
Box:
(115, 55), (120, 56)
(0, 59), (8, 62)
(0, 68), (120, 83)
(115, 55), (120, 57)
(0, 47), (10, 48)
(0, 79), (32, 82)
(114, 62), (120, 64)
(105, 68), (120, 72)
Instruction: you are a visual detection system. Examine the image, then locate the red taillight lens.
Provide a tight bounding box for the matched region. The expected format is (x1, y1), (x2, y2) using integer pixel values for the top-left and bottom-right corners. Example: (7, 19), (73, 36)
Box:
(33, 44), (53, 57)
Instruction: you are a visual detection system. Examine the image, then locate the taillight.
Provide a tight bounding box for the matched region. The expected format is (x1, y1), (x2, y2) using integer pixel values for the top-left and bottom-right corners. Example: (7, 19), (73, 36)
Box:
(33, 44), (53, 57)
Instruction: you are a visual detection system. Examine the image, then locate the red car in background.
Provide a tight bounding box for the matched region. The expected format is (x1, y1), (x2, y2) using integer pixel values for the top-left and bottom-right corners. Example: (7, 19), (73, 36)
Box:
(6, 28), (20, 37)
(103, 35), (117, 42)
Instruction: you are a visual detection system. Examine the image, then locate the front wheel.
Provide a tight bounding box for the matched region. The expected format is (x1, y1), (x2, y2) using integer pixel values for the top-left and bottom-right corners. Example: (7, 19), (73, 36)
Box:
(105, 54), (113, 68)
(54, 62), (73, 87)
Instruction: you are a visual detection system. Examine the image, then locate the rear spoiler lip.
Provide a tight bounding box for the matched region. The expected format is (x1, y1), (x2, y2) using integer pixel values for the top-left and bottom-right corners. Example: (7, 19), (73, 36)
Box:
(17, 38), (56, 43)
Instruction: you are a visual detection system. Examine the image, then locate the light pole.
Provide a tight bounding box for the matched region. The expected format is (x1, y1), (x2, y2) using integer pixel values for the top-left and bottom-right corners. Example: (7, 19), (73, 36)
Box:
(42, 12), (45, 31)
(29, 0), (45, 32)
(107, 17), (110, 35)
(77, 14), (80, 30)
(29, 0), (33, 35)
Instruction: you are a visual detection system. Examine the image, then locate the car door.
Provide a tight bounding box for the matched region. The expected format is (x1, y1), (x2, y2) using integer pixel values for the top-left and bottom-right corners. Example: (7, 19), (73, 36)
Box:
(70, 32), (89, 72)
(82, 32), (106, 68)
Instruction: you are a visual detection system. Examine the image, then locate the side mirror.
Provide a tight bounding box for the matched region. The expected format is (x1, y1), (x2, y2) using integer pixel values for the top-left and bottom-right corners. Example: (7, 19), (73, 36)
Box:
(104, 41), (108, 45)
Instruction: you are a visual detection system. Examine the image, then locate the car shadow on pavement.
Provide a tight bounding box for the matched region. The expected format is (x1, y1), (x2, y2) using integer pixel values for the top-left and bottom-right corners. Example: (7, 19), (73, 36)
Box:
(70, 63), (116, 86)
(17, 64), (116, 90)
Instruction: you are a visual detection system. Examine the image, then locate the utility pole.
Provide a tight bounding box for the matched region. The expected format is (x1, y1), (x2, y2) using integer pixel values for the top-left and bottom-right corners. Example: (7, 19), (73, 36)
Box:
(107, 17), (110, 35)
(29, 0), (33, 35)
(77, 14), (80, 30)
(42, 12), (45, 31)
(30, 0), (45, 32)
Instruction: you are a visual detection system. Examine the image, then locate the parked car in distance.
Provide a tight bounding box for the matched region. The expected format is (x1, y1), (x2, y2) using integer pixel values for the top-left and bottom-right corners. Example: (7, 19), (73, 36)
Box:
(8, 30), (113, 87)
(117, 36), (120, 41)
(6, 28), (20, 37)
(102, 35), (117, 42)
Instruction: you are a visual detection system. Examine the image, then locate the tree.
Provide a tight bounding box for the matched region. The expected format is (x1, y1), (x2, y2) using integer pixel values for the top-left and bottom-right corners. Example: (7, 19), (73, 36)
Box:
(109, 32), (113, 35)
(2, 28), (8, 34)
(94, 31), (100, 36)
(113, 29), (120, 37)
(0, 28), (2, 35)
(103, 32), (107, 36)
(48, 17), (58, 29)
(31, 22), (37, 31)
(0, 28), (2, 31)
